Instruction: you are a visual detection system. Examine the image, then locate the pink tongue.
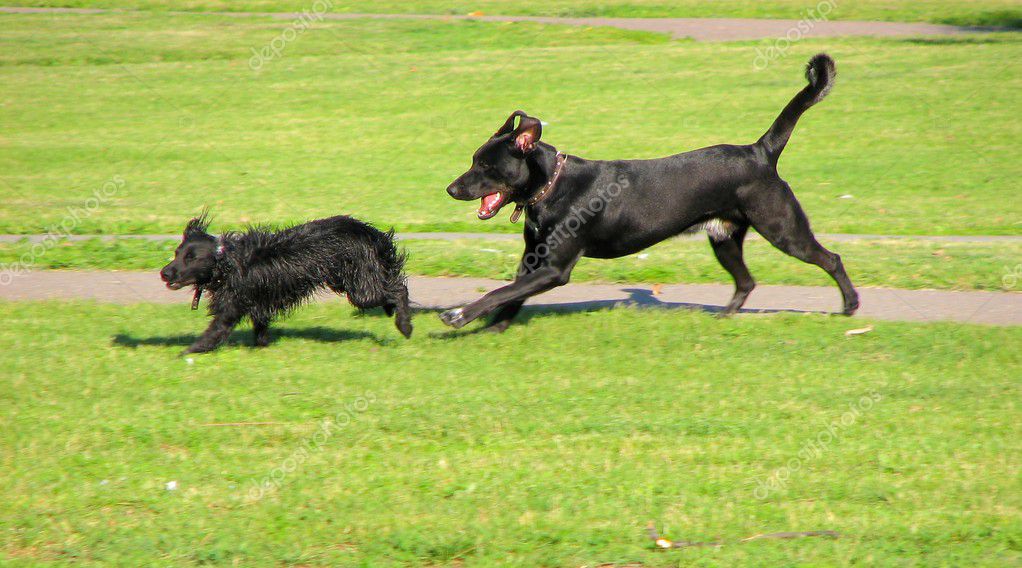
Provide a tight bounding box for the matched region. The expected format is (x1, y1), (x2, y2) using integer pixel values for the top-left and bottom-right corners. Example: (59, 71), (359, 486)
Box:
(479, 192), (502, 214)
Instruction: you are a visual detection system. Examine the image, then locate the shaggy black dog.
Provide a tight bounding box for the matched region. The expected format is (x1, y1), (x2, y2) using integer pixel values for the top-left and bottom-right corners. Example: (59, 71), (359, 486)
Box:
(160, 213), (412, 353)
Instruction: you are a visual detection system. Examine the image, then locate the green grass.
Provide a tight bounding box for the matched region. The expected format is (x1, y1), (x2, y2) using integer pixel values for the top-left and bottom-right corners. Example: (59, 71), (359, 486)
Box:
(0, 12), (668, 67)
(5, 0), (1022, 28)
(2, 9), (1019, 567)
(1, 301), (1019, 565)
(0, 13), (1020, 236)
(4, 236), (1022, 292)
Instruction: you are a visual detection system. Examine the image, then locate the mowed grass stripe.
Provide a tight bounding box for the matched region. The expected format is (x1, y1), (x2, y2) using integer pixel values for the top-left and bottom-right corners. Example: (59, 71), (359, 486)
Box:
(3, 0), (1022, 27)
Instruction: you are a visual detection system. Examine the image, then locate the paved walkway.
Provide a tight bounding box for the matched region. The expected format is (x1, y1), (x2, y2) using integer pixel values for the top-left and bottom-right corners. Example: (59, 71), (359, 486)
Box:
(0, 7), (996, 41)
(2, 271), (1017, 326)
(2, 233), (1019, 244)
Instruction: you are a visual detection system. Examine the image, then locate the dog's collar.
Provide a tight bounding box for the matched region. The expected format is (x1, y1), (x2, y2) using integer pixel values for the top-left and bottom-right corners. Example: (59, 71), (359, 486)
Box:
(529, 152), (567, 206)
(511, 152), (566, 223)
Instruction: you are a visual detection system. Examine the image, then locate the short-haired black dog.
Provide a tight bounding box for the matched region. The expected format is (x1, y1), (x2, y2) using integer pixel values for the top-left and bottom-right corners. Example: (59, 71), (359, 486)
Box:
(441, 53), (858, 331)
(161, 213), (412, 353)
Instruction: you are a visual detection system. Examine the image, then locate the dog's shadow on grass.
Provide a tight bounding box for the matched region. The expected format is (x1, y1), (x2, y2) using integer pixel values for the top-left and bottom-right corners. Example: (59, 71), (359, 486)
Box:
(113, 326), (385, 349)
(580, 288), (824, 316)
(429, 287), (829, 338)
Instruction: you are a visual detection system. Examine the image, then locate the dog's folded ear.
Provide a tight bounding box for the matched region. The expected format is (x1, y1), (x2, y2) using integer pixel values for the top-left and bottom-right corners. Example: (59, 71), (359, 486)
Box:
(494, 110), (528, 138)
(513, 116), (542, 154)
(494, 110), (542, 153)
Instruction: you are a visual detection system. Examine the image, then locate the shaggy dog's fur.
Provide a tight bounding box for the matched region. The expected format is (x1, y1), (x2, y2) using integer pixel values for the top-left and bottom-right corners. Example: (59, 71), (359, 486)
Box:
(161, 213), (412, 353)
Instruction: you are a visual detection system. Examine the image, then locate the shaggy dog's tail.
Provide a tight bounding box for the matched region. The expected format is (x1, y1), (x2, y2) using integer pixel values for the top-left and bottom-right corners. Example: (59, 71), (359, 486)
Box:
(757, 53), (836, 164)
(380, 229), (413, 338)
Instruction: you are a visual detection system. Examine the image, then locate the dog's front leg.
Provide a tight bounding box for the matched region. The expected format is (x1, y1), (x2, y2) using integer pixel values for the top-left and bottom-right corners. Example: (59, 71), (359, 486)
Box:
(252, 316), (270, 347)
(185, 312), (242, 354)
(440, 248), (581, 329)
(484, 300), (525, 333)
(483, 233), (540, 333)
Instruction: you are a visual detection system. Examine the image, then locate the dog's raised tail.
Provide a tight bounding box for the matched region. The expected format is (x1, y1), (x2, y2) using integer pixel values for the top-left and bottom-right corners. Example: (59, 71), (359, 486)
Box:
(757, 53), (835, 164)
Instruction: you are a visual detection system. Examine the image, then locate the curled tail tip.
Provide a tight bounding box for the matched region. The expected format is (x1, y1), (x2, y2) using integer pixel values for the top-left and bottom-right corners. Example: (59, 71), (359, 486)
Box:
(806, 53), (836, 97)
(758, 53), (836, 161)
(806, 53), (835, 78)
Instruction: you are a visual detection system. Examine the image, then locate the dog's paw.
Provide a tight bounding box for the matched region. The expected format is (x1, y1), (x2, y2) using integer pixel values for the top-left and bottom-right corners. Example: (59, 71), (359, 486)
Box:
(439, 307), (468, 328)
(842, 295), (860, 316)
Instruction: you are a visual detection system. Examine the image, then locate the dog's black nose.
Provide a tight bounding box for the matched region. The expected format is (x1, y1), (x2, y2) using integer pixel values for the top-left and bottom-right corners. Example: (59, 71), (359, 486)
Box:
(447, 184), (459, 198)
(160, 268), (173, 282)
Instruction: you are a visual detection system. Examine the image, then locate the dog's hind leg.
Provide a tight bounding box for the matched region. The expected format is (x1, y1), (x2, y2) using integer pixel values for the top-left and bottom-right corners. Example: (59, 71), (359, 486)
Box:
(389, 283), (413, 339)
(338, 265), (413, 338)
(708, 225), (755, 316)
(744, 181), (859, 315)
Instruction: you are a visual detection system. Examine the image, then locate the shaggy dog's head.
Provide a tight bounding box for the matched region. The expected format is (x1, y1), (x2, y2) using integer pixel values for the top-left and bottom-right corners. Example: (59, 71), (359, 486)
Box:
(161, 213), (218, 290)
(445, 110), (546, 220)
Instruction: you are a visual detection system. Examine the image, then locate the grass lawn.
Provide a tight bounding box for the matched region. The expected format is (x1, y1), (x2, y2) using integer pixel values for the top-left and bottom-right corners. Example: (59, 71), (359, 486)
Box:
(4, 0), (1022, 28)
(0, 13), (1019, 236)
(2, 6), (1020, 567)
(3, 236), (1022, 292)
(1, 301), (1020, 565)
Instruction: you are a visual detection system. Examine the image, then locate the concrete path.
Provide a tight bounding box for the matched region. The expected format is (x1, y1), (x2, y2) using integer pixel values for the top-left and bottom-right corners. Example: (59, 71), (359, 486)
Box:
(2, 233), (1019, 245)
(0, 7), (996, 42)
(2, 271), (1017, 326)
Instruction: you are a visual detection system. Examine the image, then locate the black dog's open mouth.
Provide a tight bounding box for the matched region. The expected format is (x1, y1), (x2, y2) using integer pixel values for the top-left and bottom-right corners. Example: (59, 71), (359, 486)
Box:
(477, 192), (506, 220)
(165, 282), (186, 290)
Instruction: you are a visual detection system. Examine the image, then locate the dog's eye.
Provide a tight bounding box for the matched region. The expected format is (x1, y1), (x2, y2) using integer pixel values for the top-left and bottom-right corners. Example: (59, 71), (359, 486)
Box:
(184, 251), (195, 261)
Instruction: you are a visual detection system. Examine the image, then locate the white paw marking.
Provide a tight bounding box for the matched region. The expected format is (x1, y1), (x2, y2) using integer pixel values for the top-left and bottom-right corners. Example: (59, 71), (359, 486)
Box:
(442, 307), (465, 325)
